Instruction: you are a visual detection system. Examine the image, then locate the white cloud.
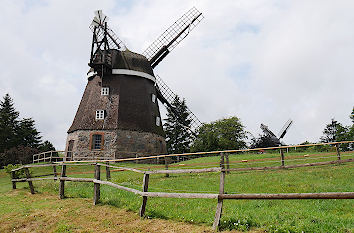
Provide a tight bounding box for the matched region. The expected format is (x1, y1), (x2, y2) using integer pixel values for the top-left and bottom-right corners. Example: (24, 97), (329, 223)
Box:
(0, 0), (353, 149)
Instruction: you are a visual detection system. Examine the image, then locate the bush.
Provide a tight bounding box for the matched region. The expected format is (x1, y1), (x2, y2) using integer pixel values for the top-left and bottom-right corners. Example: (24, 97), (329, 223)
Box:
(4, 164), (26, 178)
(0, 146), (39, 167)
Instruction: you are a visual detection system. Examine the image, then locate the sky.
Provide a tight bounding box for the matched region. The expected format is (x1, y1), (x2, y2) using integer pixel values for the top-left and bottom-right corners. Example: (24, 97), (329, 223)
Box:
(0, 0), (353, 149)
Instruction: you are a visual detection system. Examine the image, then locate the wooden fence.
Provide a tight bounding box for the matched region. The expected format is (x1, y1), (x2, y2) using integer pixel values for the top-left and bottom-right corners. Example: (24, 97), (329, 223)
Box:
(11, 141), (354, 230)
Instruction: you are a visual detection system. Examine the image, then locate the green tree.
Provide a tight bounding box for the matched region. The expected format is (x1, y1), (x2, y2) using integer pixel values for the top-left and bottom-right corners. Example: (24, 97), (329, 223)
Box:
(320, 119), (348, 143)
(191, 116), (247, 152)
(38, 140), (56, 152)
(163, 96), (192, 154)
(0, 94), (19, 152)
(16, 118), (42, 148)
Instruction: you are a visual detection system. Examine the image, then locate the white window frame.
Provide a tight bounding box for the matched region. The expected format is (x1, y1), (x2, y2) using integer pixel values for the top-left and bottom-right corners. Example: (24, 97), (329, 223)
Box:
(151, 93), (156, 103)
(156, 116), (161, 126)
(95, 110), (105, 120)
(101, 87), (109, 96)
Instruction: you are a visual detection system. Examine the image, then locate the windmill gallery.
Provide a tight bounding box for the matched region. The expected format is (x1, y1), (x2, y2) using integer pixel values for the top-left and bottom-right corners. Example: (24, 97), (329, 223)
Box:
(65, 8), (204, 160)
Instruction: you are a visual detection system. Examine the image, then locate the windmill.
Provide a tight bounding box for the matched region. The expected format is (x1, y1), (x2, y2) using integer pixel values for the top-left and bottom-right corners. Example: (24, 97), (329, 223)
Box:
(65, 8), (204, 160)
(260, 119), (293, 146)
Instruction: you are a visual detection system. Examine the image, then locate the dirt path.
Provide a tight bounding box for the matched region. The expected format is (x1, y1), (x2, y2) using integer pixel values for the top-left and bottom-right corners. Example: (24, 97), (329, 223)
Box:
(0, 190), (249, 233)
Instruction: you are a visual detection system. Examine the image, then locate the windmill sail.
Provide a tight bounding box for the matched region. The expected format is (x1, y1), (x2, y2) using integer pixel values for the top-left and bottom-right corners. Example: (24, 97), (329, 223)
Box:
(155, 75), (202, 133)
(278, 119), (293, 139)
(142, 7), (204, 68)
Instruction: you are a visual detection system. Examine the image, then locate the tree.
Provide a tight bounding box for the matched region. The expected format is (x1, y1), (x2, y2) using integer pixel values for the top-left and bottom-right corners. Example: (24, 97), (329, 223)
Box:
(250, 134), (279, 149)
(320, 119), (348, 143)
(16, 118), (41, 148)
(38, 140), (56, 152)
(0, 94), (20, 152)
(163, 96), (192, 154)
(191, 116), (247, 152)
(0, 94), (55, 166)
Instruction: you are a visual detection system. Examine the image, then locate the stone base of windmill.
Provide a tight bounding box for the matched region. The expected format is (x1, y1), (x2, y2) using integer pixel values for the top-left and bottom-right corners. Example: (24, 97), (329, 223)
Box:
(65, 129), (167, 162)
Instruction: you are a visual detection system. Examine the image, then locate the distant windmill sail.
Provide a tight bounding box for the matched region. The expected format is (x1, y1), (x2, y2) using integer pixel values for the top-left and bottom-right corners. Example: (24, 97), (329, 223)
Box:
(142, 7), (204, 68)
(278, 119), (293, 139)
(155, 75), (202, 134)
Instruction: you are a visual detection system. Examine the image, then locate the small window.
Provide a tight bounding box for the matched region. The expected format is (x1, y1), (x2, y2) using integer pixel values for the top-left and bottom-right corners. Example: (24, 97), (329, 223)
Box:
(156, 116), (161, 126)
(91, 134), (103, 150)
(95, 110), (105, 120)
(101, 87), (109, 95)
(151, 93), (156, 103)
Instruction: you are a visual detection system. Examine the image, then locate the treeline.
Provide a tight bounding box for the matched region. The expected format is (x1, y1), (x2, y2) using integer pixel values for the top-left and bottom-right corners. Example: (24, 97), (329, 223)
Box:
(0, 94), (55, 167)
(164, 97), (354, 154)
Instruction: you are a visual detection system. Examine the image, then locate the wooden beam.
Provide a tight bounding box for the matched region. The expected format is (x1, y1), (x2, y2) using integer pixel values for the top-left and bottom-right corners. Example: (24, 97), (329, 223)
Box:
(139, 173), (150, 217)
(213, 153), (225, 230)
(225, 159), (353, 172)
(93, 164), (101, 205)
(146, 167), (221, 175)
(105, 162), (111, 181)
(59, 165), (66, 199)
(24, 168), (35, 194)
(11, 171), (16, 189)
(280, 149), (285, 167)
(335, 144), (341, 160)
(93, 180), (142, 195)
(219, 192), (354, 199)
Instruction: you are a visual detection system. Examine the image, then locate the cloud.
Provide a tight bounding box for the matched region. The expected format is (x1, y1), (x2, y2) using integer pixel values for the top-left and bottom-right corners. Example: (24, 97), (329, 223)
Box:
(0, 0), (353, 149)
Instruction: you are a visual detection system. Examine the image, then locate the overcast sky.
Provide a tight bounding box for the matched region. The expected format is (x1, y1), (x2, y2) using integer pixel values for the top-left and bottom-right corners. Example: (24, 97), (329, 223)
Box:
(0, 0), (353, 149)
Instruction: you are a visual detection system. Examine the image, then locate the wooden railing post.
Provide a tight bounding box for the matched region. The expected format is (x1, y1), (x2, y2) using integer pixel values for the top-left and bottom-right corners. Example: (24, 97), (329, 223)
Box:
(213, 152), (225, 230)
(280, 149), (285, 167)
(139, 173), (150, 217)
(53, 164), (57, 181)
(225, 153), (230, 174)
(24, 168), (35, 194)
(335, 144), (341, 160)
(93, 164), (101, 205)
(11, 171), (17, 189)
(165, 156), (169, 178)
(106, 162), (111, 181)
(59, 164), (67, 199)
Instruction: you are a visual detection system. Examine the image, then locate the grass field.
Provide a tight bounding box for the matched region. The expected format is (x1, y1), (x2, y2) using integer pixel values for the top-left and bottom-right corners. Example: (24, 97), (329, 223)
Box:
(1, 151), (353, 232)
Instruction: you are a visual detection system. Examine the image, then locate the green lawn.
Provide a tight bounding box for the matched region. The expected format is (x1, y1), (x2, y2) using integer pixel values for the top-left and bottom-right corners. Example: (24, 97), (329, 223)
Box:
(1, 151), (353, 232)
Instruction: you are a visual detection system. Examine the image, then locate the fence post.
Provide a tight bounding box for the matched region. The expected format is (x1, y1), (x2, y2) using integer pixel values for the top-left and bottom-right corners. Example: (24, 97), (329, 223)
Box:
(53, 164), (57, 181)
(280, 149), (285, 167)
(213, 152), (225, 230)
(139, 173), (150, 217)
(225, 153), (230, 174)
(59, 164), (67, 199)
(105, 162), (111, 181)
(11, 171), (17, 189)
(24, 168), (35, 194)
(93, 164), (101, 205)
(165, 156), (169, 178)
(335, 144), (341, 160)
(50, 151), (53, 163)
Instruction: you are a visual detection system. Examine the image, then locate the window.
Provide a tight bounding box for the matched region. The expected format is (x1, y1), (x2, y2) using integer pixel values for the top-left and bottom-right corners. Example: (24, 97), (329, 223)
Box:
(95, 110), (105, 120)
(151, 93), (156, 103)
(91, 134), (104, 150)
(156, 116), (161, 126)
(101, 87), (109, 95)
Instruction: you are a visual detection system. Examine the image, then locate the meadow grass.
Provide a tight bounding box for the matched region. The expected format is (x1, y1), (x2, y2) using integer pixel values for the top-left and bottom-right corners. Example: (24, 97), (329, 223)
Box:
(0, 151), (353, 232)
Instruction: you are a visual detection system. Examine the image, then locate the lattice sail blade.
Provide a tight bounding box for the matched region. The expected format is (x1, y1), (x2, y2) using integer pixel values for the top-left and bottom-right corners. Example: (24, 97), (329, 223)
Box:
(142, 7), (204, 68)
(278, 119), (293, 139)
(89, 10), (127, 51)
(155, 75), (202, 133)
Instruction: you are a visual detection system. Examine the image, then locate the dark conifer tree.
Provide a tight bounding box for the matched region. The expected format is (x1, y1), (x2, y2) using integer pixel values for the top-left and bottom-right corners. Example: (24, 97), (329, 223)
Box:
(163, 96), (192, 154)
(0, 94), (20, 152)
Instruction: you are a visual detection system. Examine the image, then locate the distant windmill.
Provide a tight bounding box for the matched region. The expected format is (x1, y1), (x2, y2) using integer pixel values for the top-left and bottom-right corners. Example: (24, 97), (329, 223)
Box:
(260, 119), (293, 146)
(65, 8), (204, 160)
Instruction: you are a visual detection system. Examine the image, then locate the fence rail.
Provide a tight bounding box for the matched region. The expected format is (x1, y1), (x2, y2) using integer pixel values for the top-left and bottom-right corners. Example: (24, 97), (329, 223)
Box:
(12, 141), (354, 231)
